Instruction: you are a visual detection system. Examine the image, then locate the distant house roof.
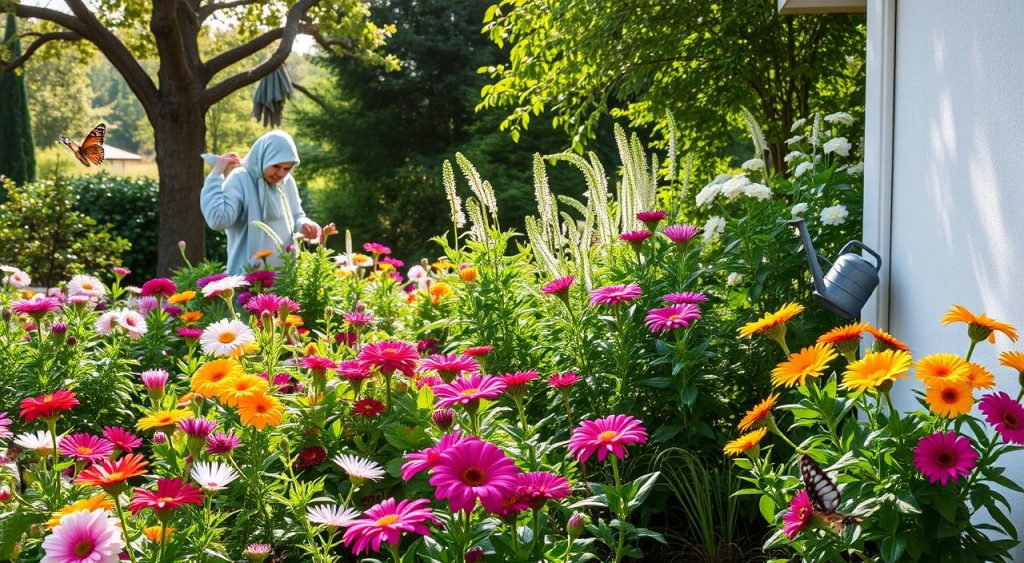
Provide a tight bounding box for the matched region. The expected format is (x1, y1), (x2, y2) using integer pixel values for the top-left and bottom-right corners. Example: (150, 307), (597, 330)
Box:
(104, 145), (143, 161)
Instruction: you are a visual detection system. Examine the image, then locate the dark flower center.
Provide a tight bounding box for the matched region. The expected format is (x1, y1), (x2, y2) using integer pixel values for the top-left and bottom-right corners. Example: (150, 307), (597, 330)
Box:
(936, 451), (955, 467)
(462, 466), (486, 486)
(941, 389), (958, 403)
(1003, 413), (1020, 429)
(74, 539), (94, 557)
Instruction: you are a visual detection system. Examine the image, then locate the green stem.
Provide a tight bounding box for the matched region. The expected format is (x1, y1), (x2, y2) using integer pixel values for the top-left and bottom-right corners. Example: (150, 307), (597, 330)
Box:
(158, 521), (168, 563)
(114, 496), (139, 563)
(388, 542), (401, 563)
(965, 339), (979, 362)
(530, 508), (542, 558)
(47, 418), (59, 484)
(610, 456), (624, 563)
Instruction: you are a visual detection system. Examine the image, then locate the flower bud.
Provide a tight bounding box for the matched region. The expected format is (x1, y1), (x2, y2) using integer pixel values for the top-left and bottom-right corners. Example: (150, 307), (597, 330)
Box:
(567, 513), (585, 539)
(432, 408), (455, 430)
(465, 547), (485, 562)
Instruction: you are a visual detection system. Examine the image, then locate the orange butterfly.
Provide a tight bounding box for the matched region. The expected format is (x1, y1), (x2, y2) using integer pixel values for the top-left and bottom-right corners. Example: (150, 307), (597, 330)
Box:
(59, 123), (106, 167)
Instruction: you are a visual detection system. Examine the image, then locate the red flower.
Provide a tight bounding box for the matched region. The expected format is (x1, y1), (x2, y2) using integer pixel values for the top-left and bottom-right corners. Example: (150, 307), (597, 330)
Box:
(500, 370), (538, 399)
(548, 372), (581, 389)
(130, 478), (204, 521)
(353, 398), (385, 417)
(141, 278), (177, 298)
(462, 345), (493, 357)
(75, 453), (149, 495)
(359, 340), (419, 376)
(295, 446), (328, 468)
(19, 390), (78, 422)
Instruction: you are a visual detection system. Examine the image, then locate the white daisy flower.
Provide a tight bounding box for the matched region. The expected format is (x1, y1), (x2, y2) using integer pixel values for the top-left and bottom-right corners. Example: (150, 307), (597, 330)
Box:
(307, 504), (361, 529)
(740, 158), (765, 172)
(201, 275), (249, 298)
(791, 203), (809, 217)
(794, 162), (814, 178)
(820, 204), (849, 226)
(823, 137), (852, 157)
(1, 266), (31, 289)
(67, 274), (106, 299)
(200, 318), (256, 357)
(190, 461), (239, 492)
(702, 216), (726, 243)
(824, 112), (855, 126)
(116, 309), (148, 340)
(333, 454), (386, 484)
(694, 182), (723, 209)
(407, 265), (428, 283)
(14, 430), (54, 454)
(94, 311), (120, 336)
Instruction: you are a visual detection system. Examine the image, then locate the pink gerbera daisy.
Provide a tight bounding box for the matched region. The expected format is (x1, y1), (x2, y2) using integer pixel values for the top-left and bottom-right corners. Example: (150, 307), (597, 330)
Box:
(299, 355), (337, 372)
(516, 471), (571, 509)
(588, 284), (642, 307)
(40, 509), (124, 563)
(541, 276), (575, 296)
(177, 418), (217, 440)
(636, 210), (667, 231)
(244, 293), (300, 317)
(141, 277), (177, 298)
(401, 432), (475, 481)
(619, 230), (652, 245)
(645, 304), (702, 332)
(548, 372), (581, 389)
(129, 478), (204, 521)
(978, 392), (1024, 445)
(362, 242), (392, 256)
(360, 340), (420, 376)
(429, 439), (520, 513)
(352, 398), (386, 417)
(500, 370), (538, 399)
(139, 369), (169, 394)
(342, 497), (437, 555)
(664, 224), (700, 245)
(11, 295), (63, 320)
(419, 354), (479, 384)
(177, 327), (203, 341)
(462, 345), (493, 357)
(102, 426), (142, 453)
(912, 431), (979, 485)
(0, 411), (12, 440)
(59, 433), (115, 463)
(434, 374), (507, 410)
(568, 414), (648, 462)
(244, 270), (277, 289)
(782, 489), (813, 539)
(344, 312), (375, 327)
(205, 431), (242, 455)
(664, 291), (708, 305)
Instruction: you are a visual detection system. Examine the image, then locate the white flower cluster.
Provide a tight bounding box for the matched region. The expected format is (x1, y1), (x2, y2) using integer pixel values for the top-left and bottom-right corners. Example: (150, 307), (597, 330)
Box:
(820, 204), (849, 226)
(703, 216), (726, 243)
(696, 173), (772, 208)
(726, 272), (744, 287)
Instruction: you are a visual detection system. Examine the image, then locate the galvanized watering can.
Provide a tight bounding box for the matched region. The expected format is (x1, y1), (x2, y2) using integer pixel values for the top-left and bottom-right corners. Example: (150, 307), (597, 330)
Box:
(788, 219), (882, 319)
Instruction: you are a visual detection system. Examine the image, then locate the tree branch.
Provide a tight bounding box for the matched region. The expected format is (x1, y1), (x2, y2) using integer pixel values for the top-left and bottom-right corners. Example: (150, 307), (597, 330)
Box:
(60, 0), (161, 112)
(202, 0), (319, 107)
(2, 4), (90, 35)
(150, 0), (195, 91)
(292, 82), (337, 117)
(203, 26), (283, 78)
(197, 0), (261, 22)
(0, 31), (81, 71)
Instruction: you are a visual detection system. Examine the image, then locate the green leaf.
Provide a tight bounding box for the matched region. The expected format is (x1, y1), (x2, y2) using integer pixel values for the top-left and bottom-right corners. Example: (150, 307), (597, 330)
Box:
(640, 377), (672, 388)
(880, 535), (907, 562)
(627, 472), (659, 510)
(758, 495), (777, 523)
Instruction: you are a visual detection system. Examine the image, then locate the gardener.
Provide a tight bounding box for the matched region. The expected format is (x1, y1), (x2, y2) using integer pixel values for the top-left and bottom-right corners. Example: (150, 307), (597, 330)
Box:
(200, 130), (322, 274)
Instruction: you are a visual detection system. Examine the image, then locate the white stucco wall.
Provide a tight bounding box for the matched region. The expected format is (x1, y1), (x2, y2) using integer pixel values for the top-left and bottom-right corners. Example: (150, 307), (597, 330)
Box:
(865, 0), (1024, 556)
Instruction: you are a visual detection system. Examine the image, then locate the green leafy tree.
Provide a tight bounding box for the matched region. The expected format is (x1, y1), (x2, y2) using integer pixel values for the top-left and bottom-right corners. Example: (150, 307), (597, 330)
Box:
(23, 49), (98, 151)
(0, 15), (36, 192)
(296, 0), (595, 262)
(0, 0), (396, 273)
(478, 0), (865, 171)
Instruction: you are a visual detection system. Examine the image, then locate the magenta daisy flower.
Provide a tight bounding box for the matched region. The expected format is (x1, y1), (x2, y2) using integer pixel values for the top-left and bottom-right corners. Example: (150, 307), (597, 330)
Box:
(360, 340), (419, 376)
(429, 438), (520, 513)
(516, 471), (571, 509)
(141, 277), (177, 298)
(401, 432), (475, 481)
(568, 414), (648, 462)
(178, 418), (217, 440)
(244, 293), (299, 317)
(342, 497), (437, 555)
(353, 398), (386, 417)
(588, 284), (642, 307)
(337, 359), (373, 380)
(11, 295), (62, 320)
(299, 355), (337, 372)
(541, 275), (575, 296)
(431, 408), (455, 430)
(381, 257), (404, 269)
(344, 311), (375, 327)
(59, 433), (114, 463)
(500, 370), (538, 399)
(434, 374), (507, 410)
(129, 478), (204, 521)
(41, 509), (124, 563)
(619, 230), (652, 246)
(102, 426), (142, 453)
(645, 304), (702, 332)
(244, 269), (277, 289)
(463, 345), (493, 357)
(913, 431), (979, 485)
(206, 431), (242, 455)
(140, 369), (169, 393)
(978, 392), (1024, 445)
(548, 372), (581, 389)
(177, 327), (203, 341)
(664, 224), (700, 245)
(783, 489), (813, 539)
(362, 242), (392, 256)
(419, 354), (479, 383)
(664, 291), (708, 305)
(636, 210), (667, 231)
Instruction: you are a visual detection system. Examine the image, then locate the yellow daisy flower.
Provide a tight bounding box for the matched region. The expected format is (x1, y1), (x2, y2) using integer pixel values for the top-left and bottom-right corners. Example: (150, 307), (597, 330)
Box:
(941, 304), (1018, 344)
(723, 428), (768, 456)
(841, 349), (912, 393)
(47, 494), (115, 529)
(770, 343), (838, 388)
(915, 353), (969, 387)
(136, 409), (190, 432)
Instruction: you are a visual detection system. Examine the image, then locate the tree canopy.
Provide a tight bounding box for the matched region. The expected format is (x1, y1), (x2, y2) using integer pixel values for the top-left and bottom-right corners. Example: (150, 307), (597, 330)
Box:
(0, 15), (36, 190)
(478, 0), (865, 171)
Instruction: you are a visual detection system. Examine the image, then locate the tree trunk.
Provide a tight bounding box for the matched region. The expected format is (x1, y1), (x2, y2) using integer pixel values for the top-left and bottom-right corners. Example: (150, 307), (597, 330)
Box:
(153, 106), (207, 275)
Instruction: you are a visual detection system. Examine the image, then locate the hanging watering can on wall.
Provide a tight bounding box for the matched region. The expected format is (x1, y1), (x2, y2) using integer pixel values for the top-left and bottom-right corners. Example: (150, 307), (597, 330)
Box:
(788, 219), (882, 319)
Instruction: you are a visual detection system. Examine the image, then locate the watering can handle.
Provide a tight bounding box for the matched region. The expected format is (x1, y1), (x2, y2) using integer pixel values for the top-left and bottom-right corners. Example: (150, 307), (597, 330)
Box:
(838, 240), (883, 272)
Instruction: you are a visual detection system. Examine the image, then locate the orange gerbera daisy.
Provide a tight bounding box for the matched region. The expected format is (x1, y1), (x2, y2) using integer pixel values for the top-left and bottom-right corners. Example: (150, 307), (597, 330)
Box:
(738, 393), (780, 431)
(925, 380), (974, 418)
(144, 525), (174, 542)
(842, 349), (912, 393)
(771, 343), (838, 388)
(723, 428), (768, 456)
(46, 494), (115, 529)
(941, 304), (1019, 344)
(915, 353), (969, 387)
(167, 291), (196, 306)
(75, 453), (148, 494)
(136, 408), (190, 432)
(999, 351), (1024, 374)
(254, 249), (274, 260)
(964, 362), (996, 390)
(215, 374), (269, 407)
(191, 359), (244, 397)
(179, 311), (204, 325)
(237, 392), (284, 430)
(866, 325), (909, 352)
(739, 303), (805, 338)
(817, 322), (869, 360)
(430, 281), (453, 304)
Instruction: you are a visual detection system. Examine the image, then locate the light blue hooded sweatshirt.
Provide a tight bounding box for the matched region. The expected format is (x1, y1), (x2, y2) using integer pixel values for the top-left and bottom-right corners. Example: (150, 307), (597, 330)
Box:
(200, 130), (312, 274)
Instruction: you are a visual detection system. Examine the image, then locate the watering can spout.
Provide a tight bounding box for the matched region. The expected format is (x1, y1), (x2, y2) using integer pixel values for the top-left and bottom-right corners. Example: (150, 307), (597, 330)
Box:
(788, 219), (828, 296)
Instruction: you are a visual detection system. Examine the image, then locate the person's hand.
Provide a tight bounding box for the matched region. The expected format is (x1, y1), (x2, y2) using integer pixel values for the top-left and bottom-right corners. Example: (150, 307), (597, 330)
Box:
(212, 152), (241, 176)
(300, 220), (322, 243)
